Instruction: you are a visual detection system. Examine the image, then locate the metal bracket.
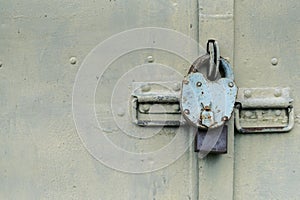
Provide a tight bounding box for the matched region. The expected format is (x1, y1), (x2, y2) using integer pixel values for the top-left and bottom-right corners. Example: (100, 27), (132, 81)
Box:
(234, 87), (294, 133)
(131, 82), (183, 127)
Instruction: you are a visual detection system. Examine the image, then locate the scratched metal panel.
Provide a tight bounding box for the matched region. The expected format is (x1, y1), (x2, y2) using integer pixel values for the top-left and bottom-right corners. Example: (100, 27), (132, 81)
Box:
(0, 1), (199, 199)
(234, 0), (300, 199)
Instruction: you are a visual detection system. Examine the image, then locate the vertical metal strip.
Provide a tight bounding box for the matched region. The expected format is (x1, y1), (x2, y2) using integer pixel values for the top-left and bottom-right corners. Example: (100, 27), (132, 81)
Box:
(197, 0), (235, 199)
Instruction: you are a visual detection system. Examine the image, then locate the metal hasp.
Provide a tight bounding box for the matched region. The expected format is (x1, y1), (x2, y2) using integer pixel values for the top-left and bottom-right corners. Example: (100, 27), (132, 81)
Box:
(181, 40), (238, 154)
(235, 87), (294, 133)
(131, 82), (182, 126)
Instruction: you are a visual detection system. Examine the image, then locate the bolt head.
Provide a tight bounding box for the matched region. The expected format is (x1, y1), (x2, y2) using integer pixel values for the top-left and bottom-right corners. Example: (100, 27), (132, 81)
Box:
(196, 82), (202, 87)
(222, 116), (229, 121)
(274, 89), (282, 97)
(184, 109), (190, 115)
(228, 82), (234, 87)
(244, 111), (253, 117)
(147, 55), (154, 63)
(271, 57), (278, 65)
(244, 89), (252, 98)
(275, 110), (282, 116)
(69, 57), (77, 65)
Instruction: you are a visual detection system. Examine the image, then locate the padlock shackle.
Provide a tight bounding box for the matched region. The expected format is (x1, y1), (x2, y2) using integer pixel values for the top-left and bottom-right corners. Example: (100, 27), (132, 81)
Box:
(188, 55), (234, 81)
(206, 40), (220, 81)
(220, 58), (234, 81)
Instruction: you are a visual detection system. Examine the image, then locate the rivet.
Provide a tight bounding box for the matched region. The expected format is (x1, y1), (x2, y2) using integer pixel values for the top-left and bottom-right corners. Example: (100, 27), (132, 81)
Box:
(184, 109), (190, 115)
(271, 57), (278, 66)
(245, 111), (253, 117)
(274, 89), (282, 97)
(275, 110), (282, 116)
(141, 84), (151, 92)
(196, 82), (202, 87)
(173, 83), (181, 91)
(117, 108), (125, 117)
(69, 57), (77, 65)
(141, 104), (150, 112)
(222, 116), (229, 121)
(244, 89), (252, 98)
(183, 80), (189, 85)
(147, 55), (154, 63)
(228, 82), (234, 87)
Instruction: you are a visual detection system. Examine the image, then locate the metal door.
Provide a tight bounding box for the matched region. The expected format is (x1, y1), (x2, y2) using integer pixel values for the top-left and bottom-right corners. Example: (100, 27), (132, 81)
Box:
(0, 0), (299, 199)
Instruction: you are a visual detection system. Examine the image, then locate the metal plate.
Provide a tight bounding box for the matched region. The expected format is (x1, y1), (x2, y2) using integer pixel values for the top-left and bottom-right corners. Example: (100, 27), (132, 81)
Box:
(235, 87), (294, 133)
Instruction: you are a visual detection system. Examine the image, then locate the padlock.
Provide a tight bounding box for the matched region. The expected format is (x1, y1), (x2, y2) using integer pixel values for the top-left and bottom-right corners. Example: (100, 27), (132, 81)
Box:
(180, 54), (237, 129)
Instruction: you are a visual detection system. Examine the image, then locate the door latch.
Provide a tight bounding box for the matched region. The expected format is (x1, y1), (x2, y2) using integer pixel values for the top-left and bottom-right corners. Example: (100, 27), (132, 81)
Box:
(130, 40), (237, 154)
(131, 81), (182, 127)
(234, 87), (294, 133)
(130, 40), (295, 155)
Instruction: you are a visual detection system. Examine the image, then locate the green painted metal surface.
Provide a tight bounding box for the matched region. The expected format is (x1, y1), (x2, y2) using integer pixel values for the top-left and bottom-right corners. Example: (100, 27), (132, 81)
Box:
(0, 0), (299, 199)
